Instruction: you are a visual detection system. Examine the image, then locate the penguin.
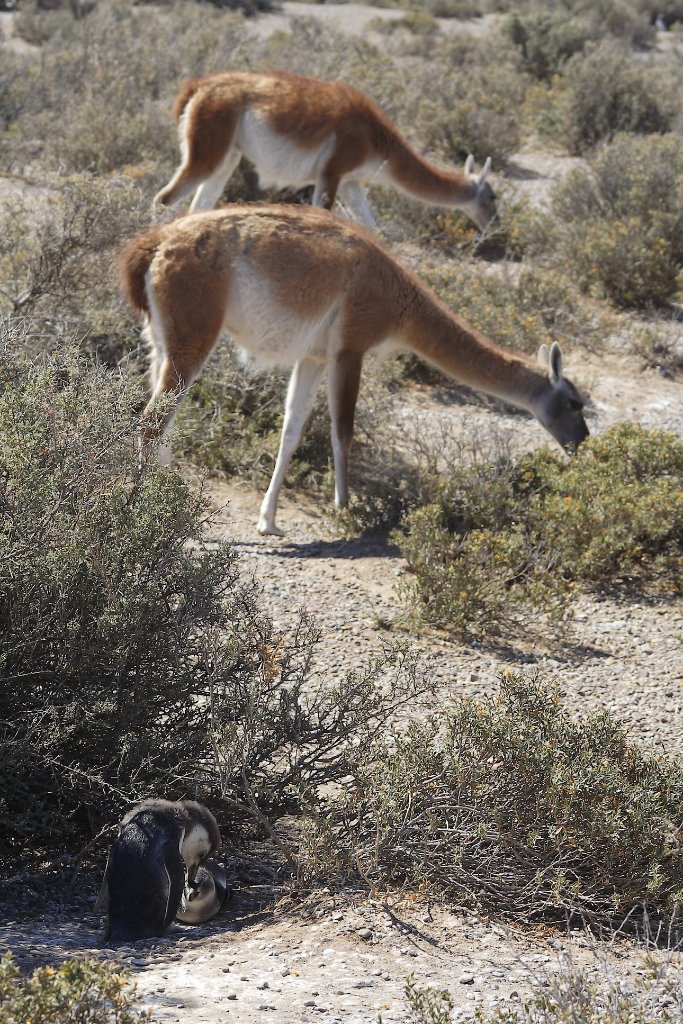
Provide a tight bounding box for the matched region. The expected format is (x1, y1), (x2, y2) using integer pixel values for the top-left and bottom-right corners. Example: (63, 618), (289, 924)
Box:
(95, 799), (221, 943)
(175, 858), (229, 925)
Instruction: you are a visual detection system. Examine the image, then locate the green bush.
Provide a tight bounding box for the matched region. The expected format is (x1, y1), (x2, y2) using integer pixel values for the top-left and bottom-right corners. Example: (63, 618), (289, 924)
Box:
(0, 341), (239, 852)
(0, 953), (150, 1024)
(0, 333), (423, 861)
(510, 133), (683, 308)
(416, 59), (527, 169)
(395, 423), (683, 638)
(506, 11), (591, 80)
(554, 42), (674, 153)
(302, 675), (683, 926)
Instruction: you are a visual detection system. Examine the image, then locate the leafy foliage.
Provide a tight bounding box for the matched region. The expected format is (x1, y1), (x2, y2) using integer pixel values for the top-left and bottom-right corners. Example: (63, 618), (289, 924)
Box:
(0, 953), (150, 1024)
(302, 675), (683, 926)
(0, 336), (422, 862)
(395, 423), (683, 638)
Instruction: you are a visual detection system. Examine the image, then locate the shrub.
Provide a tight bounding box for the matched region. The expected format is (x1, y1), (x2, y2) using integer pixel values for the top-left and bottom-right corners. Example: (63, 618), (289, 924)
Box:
(512, 133), (683, 308)
(408, 954), (683, 1024)
(561, 216), (679, 309)
(6, 0), (250, 176)
(302, 674), (683, 926)
(0, 340), (239, 853)
(415, 59), (527, 169)
(0, 953), (150, 1024)
(395, 423), (683, 638)
(172, 348), (333, 488)
(0, 332), (423, 861)
(506, 11), (591, 80)
(0, 174), (151, 362)
(417, 259), (603, 355)
(552, 42), (674, 154)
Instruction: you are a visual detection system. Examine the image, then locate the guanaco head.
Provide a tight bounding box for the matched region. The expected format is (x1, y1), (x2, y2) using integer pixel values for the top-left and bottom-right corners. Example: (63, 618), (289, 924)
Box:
(464, 155), (496, 231)
(534, 342), (589, 451)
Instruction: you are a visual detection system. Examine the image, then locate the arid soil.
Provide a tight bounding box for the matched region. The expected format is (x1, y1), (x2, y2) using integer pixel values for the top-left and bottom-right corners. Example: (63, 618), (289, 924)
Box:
(2, 5), (683, 1023)
(2, 341), (681, 1024)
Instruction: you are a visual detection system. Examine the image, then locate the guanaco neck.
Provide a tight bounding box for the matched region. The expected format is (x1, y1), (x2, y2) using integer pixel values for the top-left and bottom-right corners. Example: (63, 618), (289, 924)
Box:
(383, 130), (477, 206)
(399, 290), (547, 411)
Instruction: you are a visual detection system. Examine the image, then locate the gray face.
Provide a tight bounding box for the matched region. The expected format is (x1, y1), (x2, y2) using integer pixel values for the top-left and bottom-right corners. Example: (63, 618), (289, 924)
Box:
(474, 181), (497, 230)
(541, 379), (589, 450)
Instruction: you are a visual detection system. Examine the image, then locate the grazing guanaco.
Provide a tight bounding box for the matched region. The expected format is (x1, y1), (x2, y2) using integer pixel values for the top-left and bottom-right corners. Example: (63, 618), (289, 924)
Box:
(154, 69), (496, 230)
(95, 799), (221, 943)
(120, 204), (588, 537)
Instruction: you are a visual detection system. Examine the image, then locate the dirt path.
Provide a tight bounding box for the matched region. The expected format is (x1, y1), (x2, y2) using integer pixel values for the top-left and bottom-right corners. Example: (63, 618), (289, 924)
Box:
(2, 309), (682, 1024)
(2, 5), (683, 1020)
(3, 341), (681, 1022)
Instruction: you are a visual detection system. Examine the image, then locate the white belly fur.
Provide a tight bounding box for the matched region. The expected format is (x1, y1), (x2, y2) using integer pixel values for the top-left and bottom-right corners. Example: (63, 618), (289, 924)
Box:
(237, 111), (335, 190)
(223, 259), (341, 367)
(236, 112), (383, 190)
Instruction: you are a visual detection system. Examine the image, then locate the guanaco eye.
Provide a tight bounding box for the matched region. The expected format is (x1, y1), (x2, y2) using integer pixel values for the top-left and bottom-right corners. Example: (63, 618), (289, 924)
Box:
(570, 398), (584, 411)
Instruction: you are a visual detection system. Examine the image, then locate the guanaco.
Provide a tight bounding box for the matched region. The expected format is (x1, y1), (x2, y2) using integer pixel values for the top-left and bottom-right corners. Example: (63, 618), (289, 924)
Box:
(154, 70), (496, 230)
(120, 205), (588, 536)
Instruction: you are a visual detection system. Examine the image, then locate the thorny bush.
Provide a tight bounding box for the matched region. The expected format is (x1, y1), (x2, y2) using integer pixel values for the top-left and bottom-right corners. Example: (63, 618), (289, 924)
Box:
(407, 952), (683, 1024)
(0, 334), (423, 864)
(395, 422), (683, 639)
(301, 675), (683, 928)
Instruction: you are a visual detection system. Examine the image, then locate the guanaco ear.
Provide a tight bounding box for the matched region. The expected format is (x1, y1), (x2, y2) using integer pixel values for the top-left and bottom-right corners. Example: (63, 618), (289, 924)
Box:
(478, 157), (492, 184)
(549, 341), (564, 384)
(464, 154), (475, 176)
(537, 343), (550, 368)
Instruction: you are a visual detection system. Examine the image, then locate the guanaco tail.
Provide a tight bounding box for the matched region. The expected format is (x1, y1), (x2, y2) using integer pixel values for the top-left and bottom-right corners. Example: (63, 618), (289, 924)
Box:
(120, 205), (588, 536)
(154, 69), (496, 230)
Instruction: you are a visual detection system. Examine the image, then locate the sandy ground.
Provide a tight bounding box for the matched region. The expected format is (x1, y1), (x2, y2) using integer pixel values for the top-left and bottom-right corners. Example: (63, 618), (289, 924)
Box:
(1, 5), (683, 1022)
(2, 341), (681, 1023)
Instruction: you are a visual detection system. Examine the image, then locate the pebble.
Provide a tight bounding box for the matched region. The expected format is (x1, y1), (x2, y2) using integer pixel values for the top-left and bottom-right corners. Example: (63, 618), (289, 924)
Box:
(357, 928), (372, 940)
(459, 974), (475, 985)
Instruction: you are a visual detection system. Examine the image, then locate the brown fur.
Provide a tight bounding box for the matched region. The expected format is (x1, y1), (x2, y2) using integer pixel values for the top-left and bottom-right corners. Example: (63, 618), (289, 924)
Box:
(121, 205), (587, 534)
(118, 228), (164, 316)
(155, 70), (493, 223)
(172, 78), (204, 122)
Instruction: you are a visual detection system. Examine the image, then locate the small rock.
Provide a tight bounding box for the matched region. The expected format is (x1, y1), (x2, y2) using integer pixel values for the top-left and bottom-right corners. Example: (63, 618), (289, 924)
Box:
(304, 999), (317, 1007)
(458, 974), (475, 985)
(226, 993), (238, 1001)
(357, 928), (372, 940)
(256, 981), (270, 990)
